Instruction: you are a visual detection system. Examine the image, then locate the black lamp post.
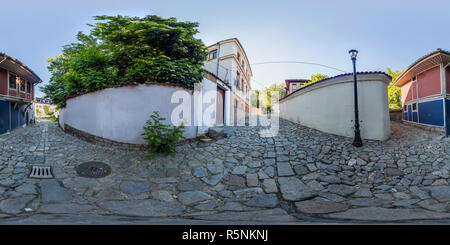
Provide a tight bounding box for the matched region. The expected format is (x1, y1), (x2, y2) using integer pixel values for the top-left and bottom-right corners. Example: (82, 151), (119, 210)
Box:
(349, 49), (363, 147)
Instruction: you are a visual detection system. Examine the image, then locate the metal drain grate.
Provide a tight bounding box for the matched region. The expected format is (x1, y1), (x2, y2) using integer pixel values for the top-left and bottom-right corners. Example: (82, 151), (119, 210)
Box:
(29, 165), (53, 179)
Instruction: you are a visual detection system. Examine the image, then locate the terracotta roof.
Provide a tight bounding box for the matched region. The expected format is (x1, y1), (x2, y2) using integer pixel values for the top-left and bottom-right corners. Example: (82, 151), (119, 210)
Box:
(279, 71), (391, 101)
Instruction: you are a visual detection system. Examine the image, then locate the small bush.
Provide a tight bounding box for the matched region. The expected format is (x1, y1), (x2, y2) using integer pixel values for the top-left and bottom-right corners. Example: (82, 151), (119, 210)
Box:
(142, 111), (185, 157)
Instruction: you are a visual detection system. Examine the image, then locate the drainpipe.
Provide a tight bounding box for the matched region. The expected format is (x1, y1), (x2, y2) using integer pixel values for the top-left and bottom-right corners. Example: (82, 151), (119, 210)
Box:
(215, 42), (221, 78)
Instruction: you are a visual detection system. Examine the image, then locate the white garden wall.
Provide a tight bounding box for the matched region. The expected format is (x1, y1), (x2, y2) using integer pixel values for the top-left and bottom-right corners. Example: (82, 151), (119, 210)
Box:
(59, 84), (198, 145)
(279, 73), (391, 141)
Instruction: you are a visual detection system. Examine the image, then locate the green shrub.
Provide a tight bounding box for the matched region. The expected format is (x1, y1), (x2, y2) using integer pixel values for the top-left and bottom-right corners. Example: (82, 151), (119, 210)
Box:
(142, 111), (185, 158)
(43, 15), (207, 108)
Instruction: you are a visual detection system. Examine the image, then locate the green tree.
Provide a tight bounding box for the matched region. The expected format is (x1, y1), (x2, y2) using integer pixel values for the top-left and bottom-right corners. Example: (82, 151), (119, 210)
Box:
(261, 83), (286, 112)
(43, 15), (207, 107)
(387, 68), (403, 109)
(251, 90), (261, 108)
(302, 73), (328, 87)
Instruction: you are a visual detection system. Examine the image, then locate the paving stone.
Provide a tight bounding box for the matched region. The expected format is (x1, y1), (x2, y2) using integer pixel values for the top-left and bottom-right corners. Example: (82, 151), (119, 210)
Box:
(39, 203), (96, 214)
(244, 193), (279, 208)
(318, 175), (341, 184)
(277, 162), (294, 177)
(99, 199), (185, 217)
(325, 207), (450, 221)
(295, 197), (348, 214)
(39, 179), (73, 203)
(233, 188), (264, 201)
(192, 167), (208, 178)
(349, 198), (384, 207)
(417, 199), (449, 212)
(262, 179), (278, 193)
(177, 181), (205, 191)
(278, 177), (317, 201)
(353, 188), (373, 198)
(306, 180), (325, 191)
(177, 191), (213, 205)
(223, 174), (245, 187)
(193, 208), (296, 222)
(424, 186), (450, 202)
(201, 174), (223, 186)
(206, 162), (223, 174)
(293, 165), (308, 175)
(244, 173), (258, 187)
(232, 166), (247, 175)
(385, 168), (403, 176)
(318, 192), (347, 202)
(327, 184), (357, 197)
(120, 181), (152, 195)
(151, 190), (176, 202)
(0, 195), (35, 214)
(409, 186), (430, 200)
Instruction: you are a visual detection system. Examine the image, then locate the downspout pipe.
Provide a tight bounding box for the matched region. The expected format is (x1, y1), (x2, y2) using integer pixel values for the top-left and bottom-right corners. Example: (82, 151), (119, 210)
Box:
(215, 42), (221, 79)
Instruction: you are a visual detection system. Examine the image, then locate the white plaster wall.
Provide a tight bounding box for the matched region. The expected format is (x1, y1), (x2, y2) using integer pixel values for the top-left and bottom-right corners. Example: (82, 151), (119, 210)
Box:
(197, 77), (217, 134)
(279, 73), (391, 141)
(63, 84), (197, 144)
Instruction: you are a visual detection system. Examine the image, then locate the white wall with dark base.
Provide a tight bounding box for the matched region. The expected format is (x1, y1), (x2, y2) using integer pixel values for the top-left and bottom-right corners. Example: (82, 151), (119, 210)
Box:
(279, 73), (391, 141)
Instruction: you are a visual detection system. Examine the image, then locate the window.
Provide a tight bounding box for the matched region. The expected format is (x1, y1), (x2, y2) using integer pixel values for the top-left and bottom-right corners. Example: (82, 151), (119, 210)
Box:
(26, 81), (32, 93)
(412, 103), (417, 111)
(20, 78), (26, 92)
(208, 50), (217, 60)
(237, 52), (241, 61)
(403, 105), (407, 111)
(8, 73), (17, 89)
(412, 76), (416, 81)
(292, 84), (297, 90)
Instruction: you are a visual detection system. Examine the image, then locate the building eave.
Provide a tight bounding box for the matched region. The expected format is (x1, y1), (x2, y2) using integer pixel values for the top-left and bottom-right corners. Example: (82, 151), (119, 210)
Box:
(393, 49), (450, 87)
(0, 52), (42, 84)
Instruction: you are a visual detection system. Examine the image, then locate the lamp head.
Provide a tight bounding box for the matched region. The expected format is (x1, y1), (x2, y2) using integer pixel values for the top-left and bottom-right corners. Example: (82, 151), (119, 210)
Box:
(349, 49), (358, 59)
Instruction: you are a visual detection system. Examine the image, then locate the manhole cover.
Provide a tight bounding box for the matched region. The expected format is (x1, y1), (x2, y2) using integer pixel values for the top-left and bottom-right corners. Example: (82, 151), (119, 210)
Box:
(76, 161), (111, 178)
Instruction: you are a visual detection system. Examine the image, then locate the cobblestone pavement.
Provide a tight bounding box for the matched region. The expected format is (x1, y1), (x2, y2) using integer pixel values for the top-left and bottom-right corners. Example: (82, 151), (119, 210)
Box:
(0, 119), (450, 224)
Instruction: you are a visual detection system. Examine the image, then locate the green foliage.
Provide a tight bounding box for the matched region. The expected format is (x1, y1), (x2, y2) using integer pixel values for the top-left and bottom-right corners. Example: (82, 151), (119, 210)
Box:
(43, 105), (51, 115)
(48, 114), (58, 122)
(250, 89), (260, 108)
(142, 111), (186, 158)
(261, 83), (286, 112)
(387, 68), (403, 109)
(302, 73), (328, 87)
(43, 15), (208, 107)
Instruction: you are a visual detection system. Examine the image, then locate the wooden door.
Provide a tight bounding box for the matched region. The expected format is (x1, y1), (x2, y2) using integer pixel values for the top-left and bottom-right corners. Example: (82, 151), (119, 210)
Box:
(216, 86), (225, 125)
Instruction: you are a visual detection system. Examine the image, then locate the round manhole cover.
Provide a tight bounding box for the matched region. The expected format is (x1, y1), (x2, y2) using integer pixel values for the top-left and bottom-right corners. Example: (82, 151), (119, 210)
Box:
(76, 162), (111, 178)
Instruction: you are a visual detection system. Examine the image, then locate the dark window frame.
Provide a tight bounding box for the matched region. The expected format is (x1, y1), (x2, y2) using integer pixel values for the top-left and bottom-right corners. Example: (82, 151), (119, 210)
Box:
(8, 72), (17, 90)
(208, 50), (217, 60)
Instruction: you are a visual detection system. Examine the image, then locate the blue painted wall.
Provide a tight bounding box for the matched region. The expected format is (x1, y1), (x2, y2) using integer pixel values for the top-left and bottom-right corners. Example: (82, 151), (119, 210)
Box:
(412, 112), (418, 122)
(418, 99), (444, 126)
(446, 99), (449, 136)
(0, 100), (27, 134)
(408, 105), (412, 122)
(0, 100), (9, 134)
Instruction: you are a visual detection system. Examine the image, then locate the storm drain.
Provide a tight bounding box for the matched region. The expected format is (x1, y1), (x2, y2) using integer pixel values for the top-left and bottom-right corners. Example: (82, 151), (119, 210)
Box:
(29, 165), (53, 179)
(76, 161), (111, 178)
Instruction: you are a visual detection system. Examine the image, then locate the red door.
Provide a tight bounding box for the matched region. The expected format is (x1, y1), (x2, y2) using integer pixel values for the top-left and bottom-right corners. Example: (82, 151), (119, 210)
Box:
(216, 87), (225, 125)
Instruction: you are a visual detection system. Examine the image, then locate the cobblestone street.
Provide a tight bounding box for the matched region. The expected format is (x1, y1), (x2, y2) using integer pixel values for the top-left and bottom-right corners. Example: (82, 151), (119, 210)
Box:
(0, 119), (450, 224)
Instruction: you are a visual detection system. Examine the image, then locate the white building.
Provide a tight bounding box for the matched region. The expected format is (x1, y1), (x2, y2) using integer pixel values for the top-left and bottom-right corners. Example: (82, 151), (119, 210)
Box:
(203, 38), (253, 126)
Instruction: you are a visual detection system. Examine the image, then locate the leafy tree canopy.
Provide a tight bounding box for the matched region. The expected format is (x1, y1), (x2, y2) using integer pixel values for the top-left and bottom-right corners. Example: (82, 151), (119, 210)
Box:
(387, 67), (403, 109)
(302, 73), (328, 87)
(261, 83), (286, 112)
(43, 15), (207, 107)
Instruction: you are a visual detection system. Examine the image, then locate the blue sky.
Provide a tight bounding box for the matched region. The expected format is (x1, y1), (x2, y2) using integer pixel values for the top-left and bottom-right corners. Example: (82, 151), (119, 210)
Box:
(1, 0), (449, 97)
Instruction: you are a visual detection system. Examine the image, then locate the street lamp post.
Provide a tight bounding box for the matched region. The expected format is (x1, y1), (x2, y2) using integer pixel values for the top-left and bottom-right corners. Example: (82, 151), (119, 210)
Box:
(349, 49), (363, 147)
